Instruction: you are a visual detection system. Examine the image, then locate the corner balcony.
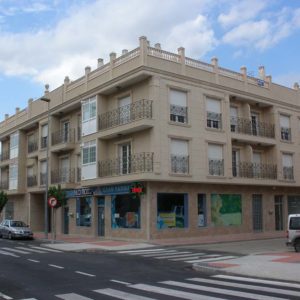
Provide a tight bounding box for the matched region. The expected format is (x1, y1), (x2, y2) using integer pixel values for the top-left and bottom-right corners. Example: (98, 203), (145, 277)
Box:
(51, 168), (77, 188)
(233, 162), (277, 180)
(51, 128), (76, 153)
(27, 140), (38, 157)
(98, 99), (154, 139)
(0, 151), (10, 166)
(231, 117), (275, 145)
(98, 152), (154, 177)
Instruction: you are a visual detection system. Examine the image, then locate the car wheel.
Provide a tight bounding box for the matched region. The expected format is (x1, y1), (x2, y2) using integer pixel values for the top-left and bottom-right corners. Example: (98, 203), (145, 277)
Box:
(295, 240), (300, 252)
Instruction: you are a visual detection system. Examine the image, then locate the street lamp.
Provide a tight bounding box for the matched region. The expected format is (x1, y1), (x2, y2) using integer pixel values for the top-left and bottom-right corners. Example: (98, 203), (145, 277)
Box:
(40, 96), (50, 239)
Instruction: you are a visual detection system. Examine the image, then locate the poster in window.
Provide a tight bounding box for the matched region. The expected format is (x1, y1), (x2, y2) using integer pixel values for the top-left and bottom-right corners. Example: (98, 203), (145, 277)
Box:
(211, 194), (242, 226)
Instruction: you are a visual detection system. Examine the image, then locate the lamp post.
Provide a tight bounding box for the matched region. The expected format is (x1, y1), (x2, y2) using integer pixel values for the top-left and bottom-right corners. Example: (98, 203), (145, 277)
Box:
(40, 96), (50, 239)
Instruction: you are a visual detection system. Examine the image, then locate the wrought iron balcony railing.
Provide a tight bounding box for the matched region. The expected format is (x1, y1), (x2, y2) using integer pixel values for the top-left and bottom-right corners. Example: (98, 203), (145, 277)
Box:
(28, 141), (38, 153)
(27, 175), (37, 187)
(40, 137), (48, 149)
(233, 162), (277, 179)
(207, 112), (222, 129)
(98, 152), (154, 177)
(0, 180), (8, 190)
(170, 104), (188, 123)
(281, 127), (291, 141)
(231, 117), (275, 138)
(40, 173), (47, 185)
(209, 159), (224, 176)
(0, 151), (9, 162)
(52, 128), (75, 146)
(171, 155), (189, 174)
(51, 168), (75, 184)
(283, 166), (294, 180)
(99, 99), (153, 130)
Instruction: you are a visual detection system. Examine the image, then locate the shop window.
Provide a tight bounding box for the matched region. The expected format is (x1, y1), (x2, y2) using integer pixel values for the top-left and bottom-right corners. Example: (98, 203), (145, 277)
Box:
(111, 194), (140, 229)
(157, 193), (188, 229)
(76, 197), (92, 227)
(198, 194), (207, 227)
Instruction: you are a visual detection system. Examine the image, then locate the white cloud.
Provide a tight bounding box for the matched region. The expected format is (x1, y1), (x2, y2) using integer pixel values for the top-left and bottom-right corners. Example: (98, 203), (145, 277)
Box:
(0, 0), (217, 89)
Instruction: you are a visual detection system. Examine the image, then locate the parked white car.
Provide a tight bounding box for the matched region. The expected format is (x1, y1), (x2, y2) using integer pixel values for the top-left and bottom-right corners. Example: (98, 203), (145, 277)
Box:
(0, 219), (33, 240)
(286, 214), (300, 252)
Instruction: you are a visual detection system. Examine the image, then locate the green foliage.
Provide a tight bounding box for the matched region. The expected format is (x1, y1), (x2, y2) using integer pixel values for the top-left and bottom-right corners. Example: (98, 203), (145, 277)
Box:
(0, 190), (8, 213)
(48, 185), (66, 208)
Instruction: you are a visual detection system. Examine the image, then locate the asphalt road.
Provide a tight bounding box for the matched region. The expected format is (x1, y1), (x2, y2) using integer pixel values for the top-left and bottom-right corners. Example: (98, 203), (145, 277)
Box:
(0, 238), (300, 300)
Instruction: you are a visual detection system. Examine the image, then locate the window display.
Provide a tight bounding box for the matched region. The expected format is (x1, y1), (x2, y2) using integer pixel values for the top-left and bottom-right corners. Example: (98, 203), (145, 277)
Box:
(157, 193), (188, 229)
(111, 194), (140, 229)
(76, 197), (92, 227)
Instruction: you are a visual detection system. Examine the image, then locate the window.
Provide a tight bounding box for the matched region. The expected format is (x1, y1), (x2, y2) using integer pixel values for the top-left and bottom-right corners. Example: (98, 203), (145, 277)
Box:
(82, 140), (96, 165)
(169, 89), (188, 124)
(170, 139), (189, 174)
(252, 194), (263, 231)
(27, 167), (36, 187)
(280, 115), (291, 141)
(40, 160), (47, 185)
(119, 143), (131, 175)
(253, 152), (262, 178)
(28, 134), (37, 153)
(282, 153), (293, 180)
(10, 132), (19, 159)
(230, 107), (238, 132)
(9, 163), (18, 190)
(41, 124), (48, 149)
(287, 196), (300, 215)
(232, 150), (240, 177)
(111, 194), (140, 229)
(76, 197), (92, 227)
(61, 121), (70, 143)
(206, 98), (221, 129)
(157, 193), (188, 229)
(198, 194), (207, 227)
(82, 97), (97, 136)
(274, 196), (284, 231)
(251, 112), (259, 136)
(118, 95), (131, 125)
(208, 144), (223, 176)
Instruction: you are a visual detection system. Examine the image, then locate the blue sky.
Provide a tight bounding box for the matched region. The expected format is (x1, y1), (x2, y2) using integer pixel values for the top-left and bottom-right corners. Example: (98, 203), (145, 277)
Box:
(0, 0), (300, 120)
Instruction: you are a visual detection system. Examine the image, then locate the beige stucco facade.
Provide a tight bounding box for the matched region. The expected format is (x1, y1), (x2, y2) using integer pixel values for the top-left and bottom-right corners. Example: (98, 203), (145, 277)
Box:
(0, 36), (300, 242)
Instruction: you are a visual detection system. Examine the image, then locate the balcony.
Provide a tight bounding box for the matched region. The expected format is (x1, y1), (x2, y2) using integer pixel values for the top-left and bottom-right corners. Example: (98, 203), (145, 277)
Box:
(283, 166), (294, 180)
(51, 128), (76, 153)
(171, 155), (189, 174)
(209, 159), (224, 176)
(27, 175), (37, 187)
(98, 99), (153, 139)
(0, 180), (8, 190)
(0, 151), (10, 163)
(231, 117), (275, 138)
(51, 168), (75, 184)
(28, 140), (38, 154)
(233, 162), (277, 179)
(98, 152), (153, 177)
(41, 137), (48, 149)
(40, 173), (47, 185)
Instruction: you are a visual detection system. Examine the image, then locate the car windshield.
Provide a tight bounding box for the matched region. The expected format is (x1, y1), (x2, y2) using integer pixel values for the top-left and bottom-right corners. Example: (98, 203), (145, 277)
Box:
(11, 221), (27, 227)
(290, 217), (300, 230)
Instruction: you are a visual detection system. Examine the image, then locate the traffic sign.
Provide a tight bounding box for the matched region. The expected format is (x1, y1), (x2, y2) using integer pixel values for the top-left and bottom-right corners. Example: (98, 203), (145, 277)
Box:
(48, 197), (58, 208)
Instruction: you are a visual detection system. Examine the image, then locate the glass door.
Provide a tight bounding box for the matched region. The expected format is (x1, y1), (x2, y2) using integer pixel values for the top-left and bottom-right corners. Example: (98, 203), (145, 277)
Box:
(119, 143), (131, 175)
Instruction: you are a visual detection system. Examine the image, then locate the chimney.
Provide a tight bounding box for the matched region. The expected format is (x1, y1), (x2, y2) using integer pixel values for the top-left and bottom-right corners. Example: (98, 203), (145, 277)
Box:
(15, 107), (20, 114)
(258, 66), (265, 79)
(44, 84), (49, 95)
(97, 58), (104, 68)
(85, 66), (91, 75)
(64, 76), (70, 85)
(122, 49), (128, 55)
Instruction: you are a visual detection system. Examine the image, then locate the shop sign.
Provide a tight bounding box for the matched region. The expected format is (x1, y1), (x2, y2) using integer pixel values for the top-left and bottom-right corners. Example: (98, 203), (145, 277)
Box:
(66, 188), (95, 198)
(99, 184), (131, 195)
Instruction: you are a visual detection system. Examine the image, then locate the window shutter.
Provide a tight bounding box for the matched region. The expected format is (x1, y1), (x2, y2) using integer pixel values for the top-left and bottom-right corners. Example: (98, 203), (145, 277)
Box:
(282, 154), (292, 167)
(208, 144), (223, 159)
(170, 90), (187, 107)
(171, 139), (188, 155)
(280, 115), (290, 128)
(206, 98), (221, 113)
(42, 125), (48, 137)
(118, 96), (131, 107)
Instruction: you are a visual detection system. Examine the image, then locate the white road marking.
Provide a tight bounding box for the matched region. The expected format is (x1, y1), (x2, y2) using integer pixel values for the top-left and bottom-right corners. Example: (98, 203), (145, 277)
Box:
(75, 271), (95, 277)
(214, 275), (300, 289)
(20, 298), (38, 300)
(95, 288), (157, 299)
(30, 246), (62, 253)
(130, 283), (226, 300)
(189, 278), (300, 297)
(117, 248), (165, 254)
(49, 264), (64, 269)
(142, 250), (179, 257)
(16, 247), (46, 253)
(56, 293), (93, 300)
(162, 280), (287, 300)
(2, 247), (30, 254)
(110, 279), (131, 285)
(170, 253), (220, 261)
(185, 255), (236, 263)
(0, 292), (13, 299)
(0, 249), (19, 257)
(27, 259), (40, 263)
(155, 252), (198, 259)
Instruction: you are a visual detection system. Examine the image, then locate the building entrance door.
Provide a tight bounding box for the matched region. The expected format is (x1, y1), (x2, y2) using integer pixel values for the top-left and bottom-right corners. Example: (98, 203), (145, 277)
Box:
(97, 197), (105, 237)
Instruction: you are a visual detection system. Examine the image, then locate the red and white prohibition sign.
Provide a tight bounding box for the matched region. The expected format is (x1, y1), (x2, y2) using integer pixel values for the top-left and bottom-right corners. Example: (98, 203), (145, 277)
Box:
(48, 196), (58, 208)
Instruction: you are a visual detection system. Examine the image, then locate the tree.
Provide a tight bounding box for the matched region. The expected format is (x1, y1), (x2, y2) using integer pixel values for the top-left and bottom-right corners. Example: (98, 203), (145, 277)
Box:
(0, 191), (8, 214)
(48, 185), (66, 208)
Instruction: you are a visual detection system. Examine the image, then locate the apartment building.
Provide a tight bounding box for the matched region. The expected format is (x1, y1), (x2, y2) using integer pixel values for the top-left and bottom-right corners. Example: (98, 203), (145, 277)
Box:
(0, 36), (300, 241)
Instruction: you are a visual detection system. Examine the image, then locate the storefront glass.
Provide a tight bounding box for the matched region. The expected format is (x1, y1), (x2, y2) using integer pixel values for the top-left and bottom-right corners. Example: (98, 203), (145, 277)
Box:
(198, 194), (207, 227)
(288, 196), (300, 214)
(111, 194), (140, 229)
(157, 193), (188, 229)
(76, 197), (92, 227)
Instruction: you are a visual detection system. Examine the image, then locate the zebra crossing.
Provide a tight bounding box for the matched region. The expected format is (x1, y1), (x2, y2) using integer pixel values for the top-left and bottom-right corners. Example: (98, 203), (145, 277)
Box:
(0, 244), (62, 257)
(7, 274), (300, 300)
(115, 247), (238, 264)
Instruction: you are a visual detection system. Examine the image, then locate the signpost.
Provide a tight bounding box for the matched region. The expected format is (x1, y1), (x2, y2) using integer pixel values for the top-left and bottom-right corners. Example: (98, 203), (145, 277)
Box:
(48, 197), (57, 244)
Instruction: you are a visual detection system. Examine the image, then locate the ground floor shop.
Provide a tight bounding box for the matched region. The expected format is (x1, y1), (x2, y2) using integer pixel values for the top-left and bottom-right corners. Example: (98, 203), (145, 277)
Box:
(1, 182), (300, 241)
